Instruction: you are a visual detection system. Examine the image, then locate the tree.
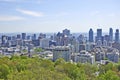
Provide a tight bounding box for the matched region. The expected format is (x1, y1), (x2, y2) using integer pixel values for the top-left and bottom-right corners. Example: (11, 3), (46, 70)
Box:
(40, 59), (54, 71)
(82, 63), (98, 80)
(34, 48), (43, 53)
(97, 70), (120, 80)
(0, 64), (9, 80)
(54, 58), (65, 66)
(22, 49), (27, 54)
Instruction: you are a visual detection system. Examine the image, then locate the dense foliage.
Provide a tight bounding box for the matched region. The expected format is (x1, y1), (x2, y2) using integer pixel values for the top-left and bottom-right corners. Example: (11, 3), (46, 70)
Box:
(0, 56), (120, 80)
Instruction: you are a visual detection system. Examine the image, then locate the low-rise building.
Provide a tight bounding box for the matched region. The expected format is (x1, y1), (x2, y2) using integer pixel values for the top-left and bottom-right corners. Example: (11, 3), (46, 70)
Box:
(74, 51), (95, 64)
(106, 51), (119, 63)
(95, 52), (105, 61)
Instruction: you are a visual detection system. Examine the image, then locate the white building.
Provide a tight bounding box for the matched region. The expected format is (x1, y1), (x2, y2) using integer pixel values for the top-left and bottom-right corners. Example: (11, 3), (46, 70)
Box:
(70, 40), (79, 53)
(75, 51), (95, 64)
(53, 46), (71, 61)
(40, 38), (50, 48)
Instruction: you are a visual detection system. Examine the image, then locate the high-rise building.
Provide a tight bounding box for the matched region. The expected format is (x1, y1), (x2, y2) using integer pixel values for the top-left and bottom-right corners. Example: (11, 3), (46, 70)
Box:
(32, 34), (36, 40)
(95, 52), (105, 61)
(97, 29), (102, 40)
(17, 34), (21, 39)
(61, 35), (69, 46)
(22, 33), (26, 40)
(95, 29), (102, 43)
(11, 36), (16, 40)
(115, 29), (119, 43)
(38, 33), (46, 39)
(77, 34), (85, 44)
(27, 35), (31, 40)
(103, 35), (110, 46)
(63, 29), (70, 36)
(86, 42), (95, 51)
(7, 36), (11, 41)
(40, 38), (50, 48)
(104, 35), (110, 41)
(106, 51), (119, 63)
(89, 28), (94, 42)
(79, 44), (86, 52)
(109, 28), (113, 42)
(32, 39), (40, 46)
(1, 35), (7, 44)
(96, 40), (102, 47)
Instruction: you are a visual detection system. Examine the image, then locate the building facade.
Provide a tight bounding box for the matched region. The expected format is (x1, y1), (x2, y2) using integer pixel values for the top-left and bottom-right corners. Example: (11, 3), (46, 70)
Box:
(89, 28), (94, 42)
(53, 46), (71, 61)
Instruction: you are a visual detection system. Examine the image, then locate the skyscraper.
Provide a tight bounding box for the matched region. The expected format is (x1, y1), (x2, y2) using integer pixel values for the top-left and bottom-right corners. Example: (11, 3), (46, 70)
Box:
(77, 34), (85, 44)
(63, 29), (70, 36)
(89, 28), (94, 42)
(40, 38), (50, 48)
(32, 34), (36, 40)
(115, 29), (119, 43)
(1, 35), (7, 44)
(17, 34), (21, 39)
(96, 29), (102, 42)
(109, 28), (113, 42)
(22, 33), (26, 40)
(97, 29), (102, 38)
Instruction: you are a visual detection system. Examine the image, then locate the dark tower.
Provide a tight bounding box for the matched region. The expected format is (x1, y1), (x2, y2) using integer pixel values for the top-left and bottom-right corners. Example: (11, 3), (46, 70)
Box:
(115, 29), (119, 43)
(96, 29), (102, 42)
(89, 28), (94, 42)
(109, 28), (113, 42)
(22, 33), (26, 40)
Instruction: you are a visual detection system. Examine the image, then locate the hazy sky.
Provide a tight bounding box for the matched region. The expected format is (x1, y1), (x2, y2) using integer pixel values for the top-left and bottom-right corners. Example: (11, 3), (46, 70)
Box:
(0, 0), (120, 33)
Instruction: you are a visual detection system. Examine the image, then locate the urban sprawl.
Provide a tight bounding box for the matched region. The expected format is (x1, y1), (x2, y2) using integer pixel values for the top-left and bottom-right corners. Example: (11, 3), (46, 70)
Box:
(0, 28), (120, 64)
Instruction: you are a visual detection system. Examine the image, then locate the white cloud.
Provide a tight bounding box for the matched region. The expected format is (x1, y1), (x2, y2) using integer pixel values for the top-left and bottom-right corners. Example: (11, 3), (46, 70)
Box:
(0, 16), (24, 21)
(16, 9), (44, 17)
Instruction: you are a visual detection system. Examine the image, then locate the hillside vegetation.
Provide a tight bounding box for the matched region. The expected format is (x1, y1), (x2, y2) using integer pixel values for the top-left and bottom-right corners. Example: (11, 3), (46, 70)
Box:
(0, 56), (120, 80)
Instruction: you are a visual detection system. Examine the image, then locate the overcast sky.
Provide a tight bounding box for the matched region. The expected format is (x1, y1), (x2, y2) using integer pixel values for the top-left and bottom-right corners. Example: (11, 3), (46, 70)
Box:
(0, 0), (120, 33)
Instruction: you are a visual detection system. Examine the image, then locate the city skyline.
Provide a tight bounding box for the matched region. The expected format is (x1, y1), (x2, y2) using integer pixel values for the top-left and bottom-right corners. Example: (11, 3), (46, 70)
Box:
(0, 0), (120, 33)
